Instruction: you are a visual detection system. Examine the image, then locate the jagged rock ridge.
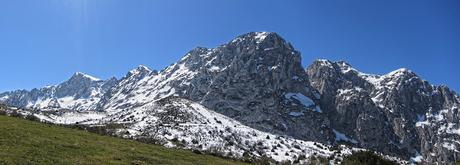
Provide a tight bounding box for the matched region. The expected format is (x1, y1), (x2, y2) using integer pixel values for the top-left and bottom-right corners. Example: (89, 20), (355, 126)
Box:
(307, 60), (460, 164)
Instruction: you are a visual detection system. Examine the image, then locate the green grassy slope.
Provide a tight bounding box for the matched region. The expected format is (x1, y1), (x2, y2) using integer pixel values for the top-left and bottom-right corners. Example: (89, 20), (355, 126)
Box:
(0, 115), (246, 165)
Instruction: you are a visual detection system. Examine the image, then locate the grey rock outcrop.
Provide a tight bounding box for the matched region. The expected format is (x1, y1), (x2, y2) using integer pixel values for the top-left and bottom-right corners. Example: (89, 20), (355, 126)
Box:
(306, 59), (460, 164)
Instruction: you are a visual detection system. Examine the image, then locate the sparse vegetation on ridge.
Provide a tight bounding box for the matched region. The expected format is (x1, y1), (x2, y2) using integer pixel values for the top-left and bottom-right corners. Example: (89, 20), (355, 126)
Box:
(0, 115), (247, 165)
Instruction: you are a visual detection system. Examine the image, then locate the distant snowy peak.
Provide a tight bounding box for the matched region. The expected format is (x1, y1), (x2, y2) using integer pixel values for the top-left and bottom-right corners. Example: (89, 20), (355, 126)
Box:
(236, 31), (273, 44)
(232, 31), (274, 42)
(311, 59), (459, 106)
(71, 72), (101, 82)
(311, 59), (357, 74)
(128, 65), (153, 76)
(231, 31), (269, 43)
(385, 70), (419, 81)
(230, 31), (295, 51)
(311, 59), (423, 87)
(0, 73), (118, 111)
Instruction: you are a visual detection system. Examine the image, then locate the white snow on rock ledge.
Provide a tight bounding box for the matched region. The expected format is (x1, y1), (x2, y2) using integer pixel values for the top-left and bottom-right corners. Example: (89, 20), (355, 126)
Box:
(333, 129), (358, 144)
(289, 111), (304, 117)
(284, 93), (315, 107)
(254, 32), (270, 43)
(284, 92), (322, 113)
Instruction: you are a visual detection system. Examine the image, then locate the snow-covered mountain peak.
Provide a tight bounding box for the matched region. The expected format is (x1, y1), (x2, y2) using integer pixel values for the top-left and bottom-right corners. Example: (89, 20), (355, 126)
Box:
(128, 65), (153, 76)
(385, 68), (417, 79)
(253, 31), (271, 43)
(310, 60), (420, 84)
(136, 65), (151, 71)
(335, 61), (362, 74)
(309, 59), (365, 78)
(174, 32), (296, 72)
(312, 59), (334, 68)
(232, 31), (272, 43)
(71, 72), (101, 82)
(230, 32), (292, 49)
(335, 61), (352, 68)
(359, 68), (420, 88)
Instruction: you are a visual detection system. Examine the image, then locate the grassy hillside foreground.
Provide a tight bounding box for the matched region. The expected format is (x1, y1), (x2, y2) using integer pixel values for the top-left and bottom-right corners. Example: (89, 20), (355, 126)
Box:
(0, 115), (246, 165)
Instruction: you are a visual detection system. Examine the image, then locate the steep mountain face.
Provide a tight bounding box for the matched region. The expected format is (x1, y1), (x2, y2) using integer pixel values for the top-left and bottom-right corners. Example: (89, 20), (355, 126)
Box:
(1, 32), (459, 164)
(0, 72), (118, 111)
(307, 60), (460, 164)
(185, 32), (329, 142)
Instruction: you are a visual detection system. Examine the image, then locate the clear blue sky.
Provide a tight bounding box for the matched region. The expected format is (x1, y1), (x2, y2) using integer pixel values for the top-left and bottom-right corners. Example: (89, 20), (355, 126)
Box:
(0, 0), (459, 92)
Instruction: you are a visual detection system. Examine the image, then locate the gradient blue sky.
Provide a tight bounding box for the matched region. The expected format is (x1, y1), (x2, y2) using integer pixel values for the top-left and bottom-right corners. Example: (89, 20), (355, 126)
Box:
(0, 0), (459, 92)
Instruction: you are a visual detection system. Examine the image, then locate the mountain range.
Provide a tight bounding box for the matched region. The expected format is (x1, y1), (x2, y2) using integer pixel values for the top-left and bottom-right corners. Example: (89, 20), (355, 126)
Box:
(1, 32), (459, 164)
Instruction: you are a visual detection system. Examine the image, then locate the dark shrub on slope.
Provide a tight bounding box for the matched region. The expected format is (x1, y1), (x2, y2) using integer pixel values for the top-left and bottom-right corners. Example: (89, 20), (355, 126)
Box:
(342, 151), (397, 165)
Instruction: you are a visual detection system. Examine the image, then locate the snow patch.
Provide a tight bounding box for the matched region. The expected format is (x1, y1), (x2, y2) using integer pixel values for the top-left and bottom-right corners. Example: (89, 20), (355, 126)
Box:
(410, 152), (423, 164)
(284, 93), (315, 107)
(289, 111), (304, 117)
(254, 32), (269, 43)
(442, 142), (459, 152)
(333, 129), (358, 144)
(268, 65), (278, 71)
(208, 66), (221, 72)
(388, 68), (412, 77)
(316, 59), (333, 68)
(264, 47), (275, 51)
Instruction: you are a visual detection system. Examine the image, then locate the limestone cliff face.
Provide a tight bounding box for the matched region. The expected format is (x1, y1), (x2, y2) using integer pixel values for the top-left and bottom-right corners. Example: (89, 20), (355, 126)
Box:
(307, 59), (460, 164)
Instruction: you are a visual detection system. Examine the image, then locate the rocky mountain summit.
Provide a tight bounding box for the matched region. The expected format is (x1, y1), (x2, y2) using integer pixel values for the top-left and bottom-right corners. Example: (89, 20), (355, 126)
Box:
(1, 32), (459, 164)
(307, 60), (460, 163)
